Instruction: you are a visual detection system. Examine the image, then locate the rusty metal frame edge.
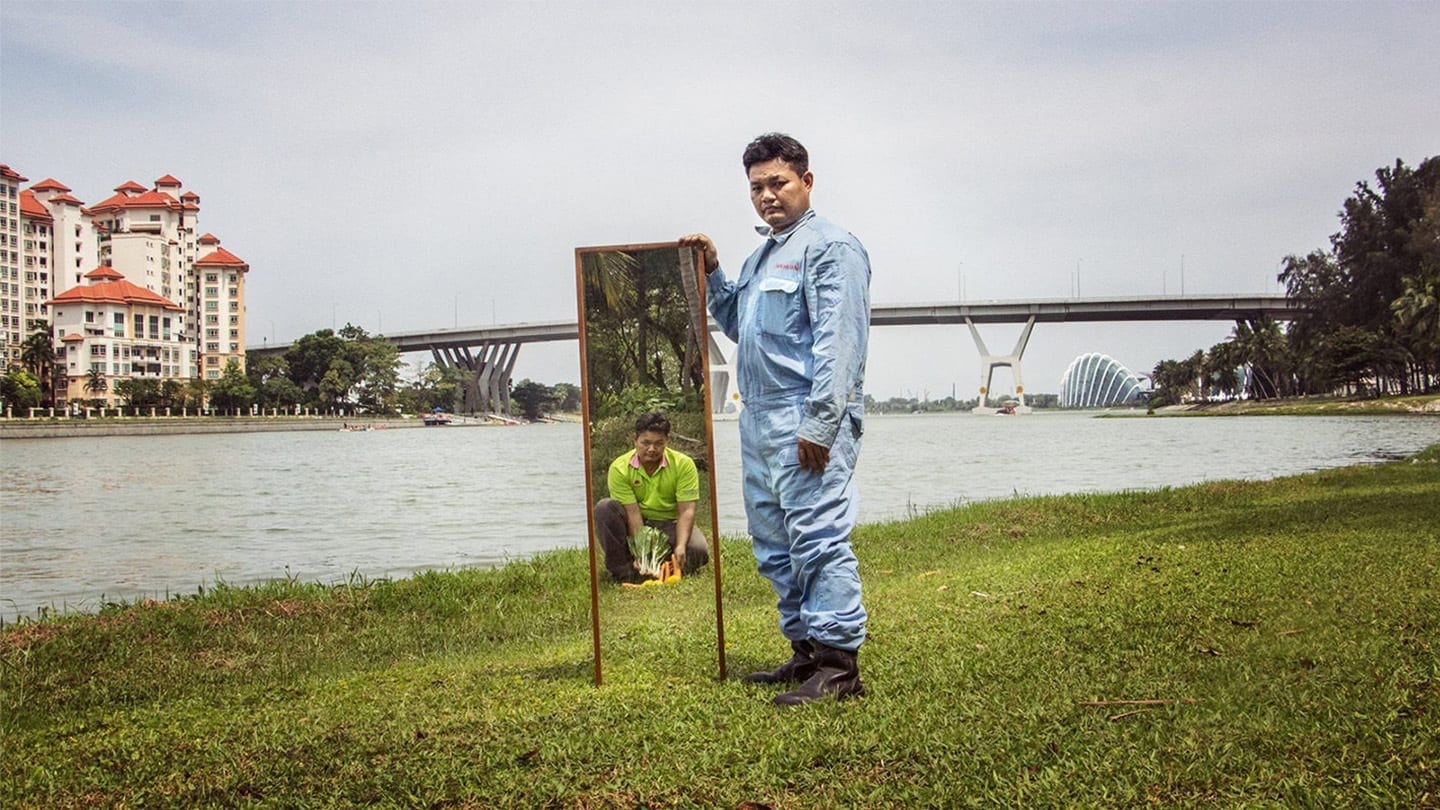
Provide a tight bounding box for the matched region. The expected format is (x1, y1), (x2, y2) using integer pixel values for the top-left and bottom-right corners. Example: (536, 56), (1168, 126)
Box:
(574, 247), (603, 687)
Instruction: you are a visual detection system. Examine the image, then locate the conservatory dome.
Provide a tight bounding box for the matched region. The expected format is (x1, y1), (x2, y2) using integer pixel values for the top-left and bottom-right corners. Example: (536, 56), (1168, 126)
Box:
(1059, 353), (1147, 408)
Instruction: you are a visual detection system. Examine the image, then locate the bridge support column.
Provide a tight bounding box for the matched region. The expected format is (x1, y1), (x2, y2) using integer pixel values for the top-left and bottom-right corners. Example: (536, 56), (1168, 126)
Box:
(967, 316), (1035, 414)
(433, 346), (483, 413)
(491, 342), (520, 416)
(463, 346), (489, 413)
(433, 342), (520, 416)
(707, 334), (736, 414)
(474, 343), (501, 414)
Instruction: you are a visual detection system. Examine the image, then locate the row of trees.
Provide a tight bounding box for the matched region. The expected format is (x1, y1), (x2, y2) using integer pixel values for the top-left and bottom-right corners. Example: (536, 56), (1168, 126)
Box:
(510, 379), (581, 421)
(2, 327), (146, 412)
(864, 393), (1060, 414)
(241, 324), (404, 413)
(0, 317), (587, 419)
(247, 327), (583, 418)
(1152, 156), (1438, 405)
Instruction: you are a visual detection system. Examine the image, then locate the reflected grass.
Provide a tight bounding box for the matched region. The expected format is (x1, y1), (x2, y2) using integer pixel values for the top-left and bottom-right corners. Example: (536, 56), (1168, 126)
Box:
(3, 447), (1437, 807)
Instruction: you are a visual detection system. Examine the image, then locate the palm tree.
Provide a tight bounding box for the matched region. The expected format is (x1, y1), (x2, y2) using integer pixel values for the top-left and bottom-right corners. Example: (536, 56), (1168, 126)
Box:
(1392, 271), (1439, 390)
(1231, 319), (1289, 399)
(1151, 358), (1194, 405)
(1205, 341), (1242, 400)
(19, 324), (55, 407)
(83, 367), (108, 405)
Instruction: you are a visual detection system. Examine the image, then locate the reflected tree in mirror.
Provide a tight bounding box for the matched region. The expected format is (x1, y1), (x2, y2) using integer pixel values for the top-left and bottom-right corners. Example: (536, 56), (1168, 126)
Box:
(580, 248), (706, 418)
(581, 247), (712, 510)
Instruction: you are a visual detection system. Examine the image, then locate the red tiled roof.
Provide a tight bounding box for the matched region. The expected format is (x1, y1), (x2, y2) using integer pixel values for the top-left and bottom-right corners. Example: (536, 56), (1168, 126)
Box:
(115, 180), (147, 193)
(195, 246), (249, 269)
(62, 332), (85, 343)
(198, 233), (220, 244)
(49, 193), (85, 206)
(0, 165), (27, 183)
(154, 174), (182, 187)
(30, 178), (72, 192)
(133, 190), (179, 207)
(180, 191), (199, 201)
(84, 266), (126, 280)
(49, 278), (183, 311)
(19, 190), (53, 222)
(84, 193), (127, 214)
(86, 188), (181, 215)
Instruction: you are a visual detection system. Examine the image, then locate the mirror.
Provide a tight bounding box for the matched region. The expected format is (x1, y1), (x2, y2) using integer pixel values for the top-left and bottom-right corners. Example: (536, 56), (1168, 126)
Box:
(574, 242), (726, 685)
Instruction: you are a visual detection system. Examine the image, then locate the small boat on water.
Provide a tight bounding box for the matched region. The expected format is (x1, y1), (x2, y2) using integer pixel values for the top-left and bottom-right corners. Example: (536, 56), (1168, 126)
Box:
(422, 412), (453, 426)
(973, 400), (1031, 415)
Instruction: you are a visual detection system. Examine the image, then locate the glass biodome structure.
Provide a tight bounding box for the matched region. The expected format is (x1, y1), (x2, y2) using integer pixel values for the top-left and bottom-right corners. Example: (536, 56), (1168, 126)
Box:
(1059, 353), (1147, 408)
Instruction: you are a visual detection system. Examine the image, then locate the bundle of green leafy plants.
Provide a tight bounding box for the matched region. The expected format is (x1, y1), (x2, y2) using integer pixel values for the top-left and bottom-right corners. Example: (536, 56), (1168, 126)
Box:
(627, 525), (669, 578)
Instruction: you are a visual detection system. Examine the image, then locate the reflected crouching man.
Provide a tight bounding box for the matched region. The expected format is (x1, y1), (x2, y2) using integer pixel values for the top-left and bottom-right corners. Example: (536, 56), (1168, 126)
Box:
(681, 132), (870, 705)
(594, 411), (710, 585)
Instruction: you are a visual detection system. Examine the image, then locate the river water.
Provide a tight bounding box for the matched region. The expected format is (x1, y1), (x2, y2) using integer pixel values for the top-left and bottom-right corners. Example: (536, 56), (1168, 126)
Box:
(2, 412), (1436, 617)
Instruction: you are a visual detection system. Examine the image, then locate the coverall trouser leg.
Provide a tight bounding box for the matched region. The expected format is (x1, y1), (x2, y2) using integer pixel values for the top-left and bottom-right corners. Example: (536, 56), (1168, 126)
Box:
(740, 399), (866, 651)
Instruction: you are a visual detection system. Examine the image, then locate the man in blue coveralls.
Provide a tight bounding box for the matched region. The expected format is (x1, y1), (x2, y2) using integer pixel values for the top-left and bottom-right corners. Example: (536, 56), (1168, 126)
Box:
(681, 133), (870, 705)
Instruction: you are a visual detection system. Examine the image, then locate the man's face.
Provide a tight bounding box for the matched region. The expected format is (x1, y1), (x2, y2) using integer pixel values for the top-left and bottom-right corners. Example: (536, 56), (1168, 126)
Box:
(748, 158), (813, 232)
(634, 430), (667, 466)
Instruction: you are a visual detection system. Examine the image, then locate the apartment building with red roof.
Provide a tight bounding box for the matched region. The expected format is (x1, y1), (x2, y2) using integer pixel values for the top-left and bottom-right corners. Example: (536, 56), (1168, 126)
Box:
(193, 236), (249, 379)
(47, 266), (196, 406)
(0, 163), (251, 407)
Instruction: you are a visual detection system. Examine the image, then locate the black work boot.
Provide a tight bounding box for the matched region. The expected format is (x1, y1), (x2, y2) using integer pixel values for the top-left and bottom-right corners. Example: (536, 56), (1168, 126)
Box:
(743, 639), (817, 685)
(773, 642), (864, 706)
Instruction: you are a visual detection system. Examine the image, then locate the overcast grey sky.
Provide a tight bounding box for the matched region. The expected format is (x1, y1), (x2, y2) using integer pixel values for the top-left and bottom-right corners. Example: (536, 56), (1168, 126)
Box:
(3, 1), (1436, 399)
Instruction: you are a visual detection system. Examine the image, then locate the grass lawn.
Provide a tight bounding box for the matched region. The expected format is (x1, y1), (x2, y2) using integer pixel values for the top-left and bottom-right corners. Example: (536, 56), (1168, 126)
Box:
(3, 447), (1438, 807)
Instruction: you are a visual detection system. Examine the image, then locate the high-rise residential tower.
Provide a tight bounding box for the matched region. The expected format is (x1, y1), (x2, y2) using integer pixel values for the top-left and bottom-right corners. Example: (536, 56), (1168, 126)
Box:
(0, 164), (251, 406)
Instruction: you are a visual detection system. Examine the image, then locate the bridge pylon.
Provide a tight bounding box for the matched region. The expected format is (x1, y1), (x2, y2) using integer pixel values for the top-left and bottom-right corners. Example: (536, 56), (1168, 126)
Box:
(707, 333), (736, 415)
(433, 341), (520, 415)
(968, 315), (1035, 414)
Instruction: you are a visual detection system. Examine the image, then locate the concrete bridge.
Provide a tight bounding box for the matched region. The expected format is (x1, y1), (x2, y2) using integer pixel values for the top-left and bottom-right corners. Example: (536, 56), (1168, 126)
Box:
(248, 294), (1297, 414)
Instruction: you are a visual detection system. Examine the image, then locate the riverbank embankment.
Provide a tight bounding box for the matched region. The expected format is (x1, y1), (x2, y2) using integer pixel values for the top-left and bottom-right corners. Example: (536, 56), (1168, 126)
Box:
(1156, 391), (1440, 416)
(0, 416), (485, 439)
(4, 444), (1436, 807)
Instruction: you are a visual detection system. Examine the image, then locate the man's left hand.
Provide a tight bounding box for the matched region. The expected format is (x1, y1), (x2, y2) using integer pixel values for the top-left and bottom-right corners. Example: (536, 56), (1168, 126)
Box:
(797, 438), (830, 473)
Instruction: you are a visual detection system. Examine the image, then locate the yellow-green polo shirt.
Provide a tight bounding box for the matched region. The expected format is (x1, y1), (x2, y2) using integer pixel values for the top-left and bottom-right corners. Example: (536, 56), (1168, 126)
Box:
(607, 447), (700, 521)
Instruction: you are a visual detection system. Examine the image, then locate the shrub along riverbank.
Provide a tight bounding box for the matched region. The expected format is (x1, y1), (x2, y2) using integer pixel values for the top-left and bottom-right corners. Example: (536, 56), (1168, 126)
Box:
(3, 447), (1438, 807)
(1157, 391), (1440, 417)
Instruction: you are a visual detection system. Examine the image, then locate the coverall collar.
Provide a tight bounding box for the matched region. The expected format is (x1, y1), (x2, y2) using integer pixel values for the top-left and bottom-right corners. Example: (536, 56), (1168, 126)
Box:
(754, 209), (816, 245)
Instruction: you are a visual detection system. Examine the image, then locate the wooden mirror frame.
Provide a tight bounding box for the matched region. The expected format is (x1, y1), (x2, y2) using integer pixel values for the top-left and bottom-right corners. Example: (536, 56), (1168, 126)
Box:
(574, 241), (727, 686)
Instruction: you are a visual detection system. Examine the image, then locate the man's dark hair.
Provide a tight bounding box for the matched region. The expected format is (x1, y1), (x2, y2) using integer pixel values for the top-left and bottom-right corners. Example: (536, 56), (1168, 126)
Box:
(634, 411), (671, 436)
(743, 132), (809, 176)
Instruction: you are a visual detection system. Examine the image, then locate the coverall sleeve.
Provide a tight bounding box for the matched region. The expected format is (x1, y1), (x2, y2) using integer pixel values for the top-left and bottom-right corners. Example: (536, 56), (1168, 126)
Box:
(706, 268), (741, 343)
(797, 241), (870, 448)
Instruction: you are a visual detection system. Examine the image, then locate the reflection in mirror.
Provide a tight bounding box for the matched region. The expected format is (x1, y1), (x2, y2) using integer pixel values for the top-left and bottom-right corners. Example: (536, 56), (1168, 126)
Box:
(575, 243), (726, 686)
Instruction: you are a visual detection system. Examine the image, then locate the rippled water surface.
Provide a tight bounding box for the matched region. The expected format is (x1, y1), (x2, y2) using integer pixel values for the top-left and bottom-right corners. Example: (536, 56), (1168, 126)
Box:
(2, 412), (1436, 615)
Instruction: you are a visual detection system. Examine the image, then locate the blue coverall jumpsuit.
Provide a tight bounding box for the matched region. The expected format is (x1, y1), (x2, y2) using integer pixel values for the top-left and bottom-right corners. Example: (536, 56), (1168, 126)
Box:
(706, 209), (871, 652)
